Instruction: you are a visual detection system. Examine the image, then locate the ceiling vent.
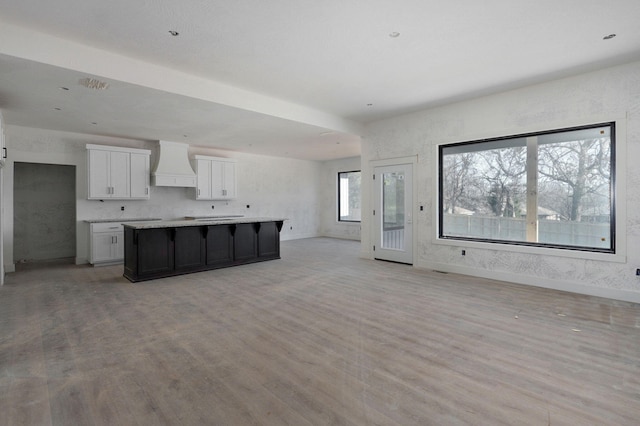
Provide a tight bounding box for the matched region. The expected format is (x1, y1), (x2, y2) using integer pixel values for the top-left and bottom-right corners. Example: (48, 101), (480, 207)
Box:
(151, 141), (197, 187)
(78, 77), (110, 90)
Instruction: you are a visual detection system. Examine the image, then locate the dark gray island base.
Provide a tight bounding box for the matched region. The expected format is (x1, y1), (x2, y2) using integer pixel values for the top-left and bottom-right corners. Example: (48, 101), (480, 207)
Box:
(123, 218), (285, 282)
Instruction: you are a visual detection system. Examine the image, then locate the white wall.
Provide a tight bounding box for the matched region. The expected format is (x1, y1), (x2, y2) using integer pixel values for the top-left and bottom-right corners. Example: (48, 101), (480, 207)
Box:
(319, 156), (361, 240)
(361, 60), (640, 303)
(3, 126), (322, 271)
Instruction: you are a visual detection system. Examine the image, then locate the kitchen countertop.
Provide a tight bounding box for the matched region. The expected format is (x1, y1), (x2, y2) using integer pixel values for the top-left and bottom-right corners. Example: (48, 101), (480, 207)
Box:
(123, 217), (287, 229)
(84, 218), (162, 223)
(184, 215), (245, 220)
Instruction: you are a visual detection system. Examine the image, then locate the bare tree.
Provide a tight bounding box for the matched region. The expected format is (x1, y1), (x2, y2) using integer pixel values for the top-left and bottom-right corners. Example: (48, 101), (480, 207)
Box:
(478, 147), (527, 217)
(442, 153), (474, 214)
(538, 138), (610, 221)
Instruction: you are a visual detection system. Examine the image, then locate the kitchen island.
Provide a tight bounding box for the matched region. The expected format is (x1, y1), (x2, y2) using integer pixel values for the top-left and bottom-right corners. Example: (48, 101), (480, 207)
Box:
(123, 217), (285, 282)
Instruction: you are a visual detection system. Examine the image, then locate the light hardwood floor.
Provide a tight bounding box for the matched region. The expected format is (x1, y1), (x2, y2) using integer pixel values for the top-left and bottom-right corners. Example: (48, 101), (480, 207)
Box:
(1, 237), (639, 425)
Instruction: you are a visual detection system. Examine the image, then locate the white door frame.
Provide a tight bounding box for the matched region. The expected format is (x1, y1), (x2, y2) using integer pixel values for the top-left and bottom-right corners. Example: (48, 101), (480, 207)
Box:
(370, 156), (417, 265)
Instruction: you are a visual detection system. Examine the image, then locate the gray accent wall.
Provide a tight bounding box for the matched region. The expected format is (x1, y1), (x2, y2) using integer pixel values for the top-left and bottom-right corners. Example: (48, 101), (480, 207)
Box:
(13, 162), (76, 262)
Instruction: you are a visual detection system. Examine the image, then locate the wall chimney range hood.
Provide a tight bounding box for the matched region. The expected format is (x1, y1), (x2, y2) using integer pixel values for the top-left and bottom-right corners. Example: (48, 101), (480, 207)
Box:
(151, 141), (197, 187)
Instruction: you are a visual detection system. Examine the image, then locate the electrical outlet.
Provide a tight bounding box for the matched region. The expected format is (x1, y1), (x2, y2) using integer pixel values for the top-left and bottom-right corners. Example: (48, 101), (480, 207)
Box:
(461, 250), (466, 256)
(246, 204), (250, 209)
(121, 206), (125, 211)
(211, 205), (215, 209)
(636, 268), (640, 276)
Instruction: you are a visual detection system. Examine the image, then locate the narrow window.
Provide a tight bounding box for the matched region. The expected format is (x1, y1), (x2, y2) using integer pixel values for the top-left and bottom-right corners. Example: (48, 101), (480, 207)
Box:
(439, 123), (614, 253)
(338, 171), (361, 222)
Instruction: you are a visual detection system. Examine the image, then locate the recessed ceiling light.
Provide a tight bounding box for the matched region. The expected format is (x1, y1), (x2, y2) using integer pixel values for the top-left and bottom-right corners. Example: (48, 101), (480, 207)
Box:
(91, 122), (98, 125)
(169, 30), (180, 36)
(389, 32), (400, 38)
(59, 87), (69, 91)
(54, 107), (62, 111)
(603, 33), (616, 40)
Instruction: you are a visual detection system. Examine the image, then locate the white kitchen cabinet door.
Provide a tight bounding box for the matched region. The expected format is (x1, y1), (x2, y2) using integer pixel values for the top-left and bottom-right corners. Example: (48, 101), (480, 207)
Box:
(91, 232), (124, 263)
(88, 149), (111, 198)
(210, 159), (237, 199)
(193, 155), (237, 200)
(87, 144), (151, 200)
(130, 152), (150, 199)
(90, 222), (125, 264)
(222, 161), (237, 199)
(113, 232), (125, 259)
(91, 233), (115, 263)
(210, 160), (224, 199)
(109, 151), (130, 198)
(88, 149), (130, 198)
(195, 159), (212, 200)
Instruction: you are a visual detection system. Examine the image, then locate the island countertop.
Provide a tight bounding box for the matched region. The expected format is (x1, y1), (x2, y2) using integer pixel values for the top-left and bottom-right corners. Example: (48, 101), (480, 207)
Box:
(122, 217), (287, 229)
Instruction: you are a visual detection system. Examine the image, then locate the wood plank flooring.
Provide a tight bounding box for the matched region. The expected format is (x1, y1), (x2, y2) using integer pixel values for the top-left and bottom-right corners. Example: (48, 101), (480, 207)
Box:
(1, 237), (639, 425)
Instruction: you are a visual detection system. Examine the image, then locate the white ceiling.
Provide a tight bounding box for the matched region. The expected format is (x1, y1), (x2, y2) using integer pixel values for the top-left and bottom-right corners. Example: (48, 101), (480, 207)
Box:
(1, 0), (639, 160)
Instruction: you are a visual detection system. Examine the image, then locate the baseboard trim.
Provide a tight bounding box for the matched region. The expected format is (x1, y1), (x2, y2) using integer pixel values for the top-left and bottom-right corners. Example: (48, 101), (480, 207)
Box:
(415, 260), (640, 304)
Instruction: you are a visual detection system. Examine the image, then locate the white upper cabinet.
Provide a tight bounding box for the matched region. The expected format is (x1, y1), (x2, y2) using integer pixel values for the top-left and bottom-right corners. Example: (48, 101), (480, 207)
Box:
(195, 157), (212, 199)
(0, 111), (6, 168)
(87, 144), (151, 200)
(193, 155), (237, 200)
(130, 152), (151, 198)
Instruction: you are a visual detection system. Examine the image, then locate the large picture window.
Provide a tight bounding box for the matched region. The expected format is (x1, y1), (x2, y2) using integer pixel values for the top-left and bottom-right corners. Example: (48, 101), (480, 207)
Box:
(439, 123), (614, 253)
(338, 171), (361, 222)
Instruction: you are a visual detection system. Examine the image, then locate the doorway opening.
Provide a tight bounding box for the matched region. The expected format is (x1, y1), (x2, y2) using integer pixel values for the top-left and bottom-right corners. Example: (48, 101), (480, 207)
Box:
(14, 162), (76, 268)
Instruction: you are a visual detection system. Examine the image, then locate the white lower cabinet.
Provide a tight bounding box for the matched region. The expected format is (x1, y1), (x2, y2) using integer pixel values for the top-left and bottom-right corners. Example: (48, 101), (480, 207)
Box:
(89, 222), (125, 265)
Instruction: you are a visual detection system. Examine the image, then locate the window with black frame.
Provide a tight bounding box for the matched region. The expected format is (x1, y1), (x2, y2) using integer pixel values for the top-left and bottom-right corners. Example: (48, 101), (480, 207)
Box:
(338, 171), (361, 222)
(439, 123), (614, 253)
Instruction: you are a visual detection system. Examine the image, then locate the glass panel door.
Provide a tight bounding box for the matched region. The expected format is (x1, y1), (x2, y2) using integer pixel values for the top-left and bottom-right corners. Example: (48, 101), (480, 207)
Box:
(382, 171), (406, 250)
(374, 164), (413, 264)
